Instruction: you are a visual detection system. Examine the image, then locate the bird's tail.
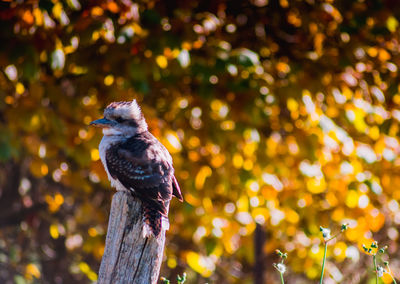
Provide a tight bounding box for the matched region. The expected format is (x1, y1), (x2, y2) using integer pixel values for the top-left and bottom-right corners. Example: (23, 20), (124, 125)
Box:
(142, 201), (168, 237)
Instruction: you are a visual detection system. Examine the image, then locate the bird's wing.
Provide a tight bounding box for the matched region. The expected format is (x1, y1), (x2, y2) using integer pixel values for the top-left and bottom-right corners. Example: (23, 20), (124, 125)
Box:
(105, 140), (173, 214)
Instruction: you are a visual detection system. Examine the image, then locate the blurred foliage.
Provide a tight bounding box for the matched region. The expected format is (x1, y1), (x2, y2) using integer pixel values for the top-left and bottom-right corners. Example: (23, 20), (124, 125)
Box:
(0, 0), (400, 283)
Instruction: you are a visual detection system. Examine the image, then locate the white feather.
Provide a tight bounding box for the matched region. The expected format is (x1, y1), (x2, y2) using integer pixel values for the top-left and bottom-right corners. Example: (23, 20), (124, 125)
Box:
(99, 135), (127, 192)
(102, 128), (122, 136)
(142, 223), (153, 238)
(162, 216), (170, 231)
(110, 99), (142, 120)
(141, 217), (169, 238)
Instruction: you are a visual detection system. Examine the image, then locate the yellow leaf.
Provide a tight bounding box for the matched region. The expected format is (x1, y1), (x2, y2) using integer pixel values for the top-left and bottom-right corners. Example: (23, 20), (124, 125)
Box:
(50, 224), (59, 239)
(88, 271), (98, 281)
(378, 49), (391, 61)
(243, 159), (253, 170)
(387, 16), (399, 32)
(79, 261), (90, 273)
(232, 153), (243, 168)
(182, 41), (192, 50)
(26, 263), (41, 279)
(33, 8), (43, 26)
(132, 23), (144, 36)
(345, 225), (358, 241)
(91, 149), (100, 161)
(236, 195), (248, 212)
(16, 82), (25, 94)
(287, 98), (298, 112)
(353, 109), (367, 132)
(188, 151), (200, 161)
(326, 191), (338, 207)
(52, 3), (63, 19)
(202, 197), (213, 212)
(306, 177), (326, 194)
(54, 193), (64, 206)
(314, 33), (325, 55)
(368, 210), (385, 232)
(92, 31), (100, 41)
(210, 153), (225, 168)
(167, 257), (177, 268)
(305, 266), (319, 279)
(91, 6), (103, 17)
(45, 194), (63, 212)
(382, 272), (395, 284)
(88, 227), (98, 237)
(195, 166), (212, 190)
(220, 120), (235, 130)
(333, 241), (347, 262)
(79, 261), (98, 280)
(22, 10), (34, 25)
(184, 193), (200, 206)
(164, 131), (182, 153)
(243, 143), (257, 157)
(252, 207), (269, 222)
(367, 47), (378, 57)
(188, 136), (200, 148)
(276, 61), (290, 73)
(104, 74), (114, 86)
(332, 207), (344, 222)
(107, 2), (119, 13)
(186, 251), (215, 277)
(171, 48), (180, 58)
(156, 55), (168, 69)
(41, 164), (48, 176)
(345, 190), (358, 208)
(285, 209), (299, 224)
(368, 126), (380, 140)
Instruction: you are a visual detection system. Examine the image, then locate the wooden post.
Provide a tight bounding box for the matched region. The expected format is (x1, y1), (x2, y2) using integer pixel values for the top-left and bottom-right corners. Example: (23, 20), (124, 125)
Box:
(98, 191), (167, 284)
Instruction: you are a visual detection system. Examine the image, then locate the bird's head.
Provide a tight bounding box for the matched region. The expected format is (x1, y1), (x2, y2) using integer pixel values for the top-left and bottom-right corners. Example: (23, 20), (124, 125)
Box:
(90, 99), (148, 136)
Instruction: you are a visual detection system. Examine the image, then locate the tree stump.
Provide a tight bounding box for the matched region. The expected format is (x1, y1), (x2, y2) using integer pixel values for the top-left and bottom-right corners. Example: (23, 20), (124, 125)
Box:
(98, 191), (167, 284)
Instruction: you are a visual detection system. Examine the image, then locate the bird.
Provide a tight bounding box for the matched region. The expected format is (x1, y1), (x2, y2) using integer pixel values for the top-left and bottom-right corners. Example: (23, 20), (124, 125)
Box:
(90, 99), (183, 237)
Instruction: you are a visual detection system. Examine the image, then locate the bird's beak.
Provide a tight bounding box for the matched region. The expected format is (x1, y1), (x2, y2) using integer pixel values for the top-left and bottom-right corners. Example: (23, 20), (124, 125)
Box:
(90, 118), (115, 128)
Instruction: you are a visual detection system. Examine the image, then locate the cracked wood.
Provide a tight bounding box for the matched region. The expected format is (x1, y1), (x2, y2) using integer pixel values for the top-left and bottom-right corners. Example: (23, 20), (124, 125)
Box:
(98, 191), (167, 284)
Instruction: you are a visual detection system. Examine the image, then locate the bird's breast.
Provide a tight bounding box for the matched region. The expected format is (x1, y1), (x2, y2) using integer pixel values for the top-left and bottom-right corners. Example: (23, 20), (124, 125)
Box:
(99, 135), (128, 191)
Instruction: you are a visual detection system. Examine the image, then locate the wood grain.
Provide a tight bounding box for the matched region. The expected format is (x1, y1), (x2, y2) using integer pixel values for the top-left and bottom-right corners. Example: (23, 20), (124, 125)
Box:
(98, 191), (167, 284)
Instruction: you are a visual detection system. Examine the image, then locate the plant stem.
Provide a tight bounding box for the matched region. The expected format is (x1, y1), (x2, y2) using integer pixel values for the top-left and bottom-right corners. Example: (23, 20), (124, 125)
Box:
(325, 232), (341, 243)
(390, 274), (397, 284)
(280, 272), (284, 284)
(319, 241), (328, 284)
(373, 255), (378, 284)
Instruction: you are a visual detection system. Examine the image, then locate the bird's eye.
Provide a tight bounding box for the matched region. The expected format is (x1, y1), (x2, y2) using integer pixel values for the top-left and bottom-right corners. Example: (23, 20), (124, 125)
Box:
(115, 117), (125, 123)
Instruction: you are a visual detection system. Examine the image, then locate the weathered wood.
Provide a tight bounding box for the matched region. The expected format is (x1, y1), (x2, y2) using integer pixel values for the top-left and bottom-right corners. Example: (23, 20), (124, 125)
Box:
(98, 191), (167, 284)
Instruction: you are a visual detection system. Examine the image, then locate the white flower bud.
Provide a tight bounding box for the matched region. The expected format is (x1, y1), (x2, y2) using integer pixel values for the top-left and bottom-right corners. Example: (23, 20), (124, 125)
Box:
(377, 265), (386, 278)
(274, 263), (286, 274)
(321, 228), (331, 239)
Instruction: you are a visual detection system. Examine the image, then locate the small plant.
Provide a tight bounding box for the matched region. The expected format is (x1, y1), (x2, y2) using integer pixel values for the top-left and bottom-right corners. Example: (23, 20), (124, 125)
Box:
(161, 272), (187, 284)
(161, 277), (170, 284)
(319, 223), (348, 284)
(362, 241), (397, 284)
(177, 273), (187, 284)
(273, 249), (287, 284)
(384, 261), (398, 284)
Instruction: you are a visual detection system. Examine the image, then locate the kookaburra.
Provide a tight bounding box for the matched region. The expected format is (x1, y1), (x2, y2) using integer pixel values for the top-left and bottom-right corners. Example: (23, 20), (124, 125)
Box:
(90, 99), (183, 237)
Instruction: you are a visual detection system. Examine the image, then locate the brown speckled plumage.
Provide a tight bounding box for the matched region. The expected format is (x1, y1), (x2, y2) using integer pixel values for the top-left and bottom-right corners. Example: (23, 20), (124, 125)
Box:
(93, 100), (183, 237)
(106, 132), (182, 236)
